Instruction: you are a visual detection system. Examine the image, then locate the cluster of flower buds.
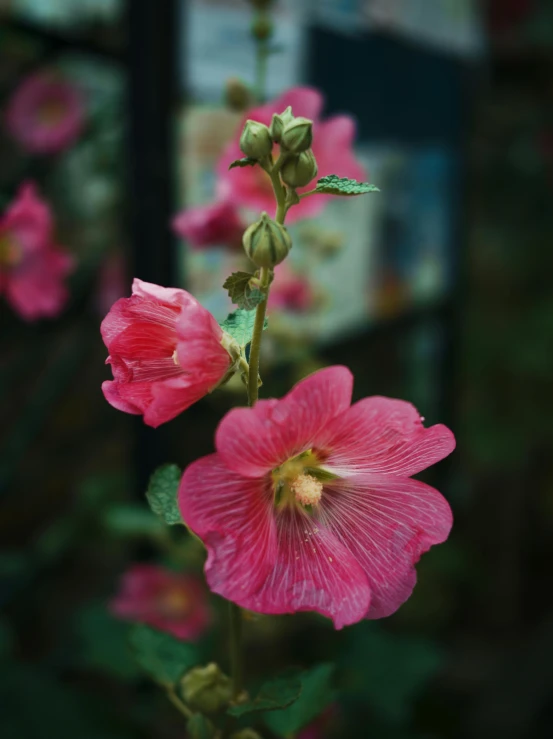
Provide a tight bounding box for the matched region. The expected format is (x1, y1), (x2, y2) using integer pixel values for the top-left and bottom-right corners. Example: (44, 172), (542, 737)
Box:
(239, 106), (318, 189)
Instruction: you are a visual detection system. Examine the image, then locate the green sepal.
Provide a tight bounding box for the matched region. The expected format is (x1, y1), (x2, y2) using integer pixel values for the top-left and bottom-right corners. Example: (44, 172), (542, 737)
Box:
(129, 624), (199, 687)
(229, 157), (257, 169)
(314, 174), (379, 196)
(263, 663), (334, 736)
(187, 714), (215, 739)
(146, 463), (183, 526)
(227, 670), (302, 718)
(219, 308), (268, 349)
(223, 272), (265, 311)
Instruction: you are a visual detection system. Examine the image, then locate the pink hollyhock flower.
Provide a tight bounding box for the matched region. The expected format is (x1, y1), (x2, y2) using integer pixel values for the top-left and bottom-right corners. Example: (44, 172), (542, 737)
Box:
(172, 199), (244, 251)
(268, 264), (315, 314)
(101, 278), (238, 427)
(0, 183), (74, 320)
(179, 366), (455, 629)
(5, 72), (84, 154)
(110, 564), (211, 641)
(217, 86), (366, 223)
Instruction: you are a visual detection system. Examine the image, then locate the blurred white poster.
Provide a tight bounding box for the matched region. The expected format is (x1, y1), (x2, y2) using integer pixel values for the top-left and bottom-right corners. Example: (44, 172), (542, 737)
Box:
(183, 0), (306, 102)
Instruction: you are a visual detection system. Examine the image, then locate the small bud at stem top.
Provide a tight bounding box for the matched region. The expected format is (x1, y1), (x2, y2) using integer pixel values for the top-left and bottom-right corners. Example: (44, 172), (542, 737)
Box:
(280, 149), (318, 188)
(281, 116), (313, 153)
(239, 120), (273, 160)
(243, 212), (292, 268)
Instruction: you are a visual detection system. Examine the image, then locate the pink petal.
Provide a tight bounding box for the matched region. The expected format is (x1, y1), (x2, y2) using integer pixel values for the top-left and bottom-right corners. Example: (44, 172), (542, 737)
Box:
(178, 454), (278, 599)
(319, 475), (453, 619)
(175, 299), (229, 382)
(238, 506), (371, 629)
(216, 366), (354, 478)
(131, 278), (192, 306)
(102, 380), (142, 415)
(143, 377), (215, 427)
(100, 292), (180, 347)
(5, 246), (72, 320)
(319, 396), (456, 477)
(272, 86), (324, 121)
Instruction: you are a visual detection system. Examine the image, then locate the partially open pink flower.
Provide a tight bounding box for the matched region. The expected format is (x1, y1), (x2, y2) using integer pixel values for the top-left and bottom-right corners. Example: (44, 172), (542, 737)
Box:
(172, 199), (244, 251)
(5, 72), (84, 154)
(110, 564), (211, 641)
(0, 183), (73, 320)
(179, 366), (455, 629)
(217, 87), (366, 223)
(268, 264), (315, 314)
(101, 278), (237, 427)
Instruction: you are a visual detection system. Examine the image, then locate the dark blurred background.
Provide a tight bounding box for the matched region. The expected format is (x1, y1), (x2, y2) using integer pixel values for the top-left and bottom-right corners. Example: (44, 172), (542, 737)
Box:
(1, 1), (553, 738)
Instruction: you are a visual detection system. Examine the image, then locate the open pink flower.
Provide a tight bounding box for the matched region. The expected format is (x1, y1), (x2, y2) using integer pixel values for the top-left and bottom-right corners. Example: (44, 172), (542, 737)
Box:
(5, 72), (84, 154)
(101, 278), (237, 427)
(172, 199), (244, 251)
(179, 366), (455, 629)
(217, 87), (366, 223)
(0, 182), (73, 320)
(268, 264), (315, 314)
(110, 564), (211, 641)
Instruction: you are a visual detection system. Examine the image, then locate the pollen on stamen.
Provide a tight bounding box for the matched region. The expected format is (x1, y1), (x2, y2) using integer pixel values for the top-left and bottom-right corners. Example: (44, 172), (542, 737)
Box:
(172, 349), (179, 366)
(290, 473), (323, 507)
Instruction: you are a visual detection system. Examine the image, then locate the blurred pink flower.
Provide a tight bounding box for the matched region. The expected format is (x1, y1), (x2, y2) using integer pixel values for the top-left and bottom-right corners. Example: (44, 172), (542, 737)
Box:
(110, 564), (211, 641)
(172, 199), (244, 251)
(268, 264), (314, 313)
(5, 72), (85, 154)
(179, 366), (455, 629)
(0, 182), (73, 320)
(217, 86), (366, 223)
(101, 278), (236, 427)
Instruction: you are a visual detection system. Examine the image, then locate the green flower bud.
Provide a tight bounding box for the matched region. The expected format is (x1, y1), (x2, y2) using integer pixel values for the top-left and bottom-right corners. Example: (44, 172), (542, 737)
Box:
(240, 120), (272, 160)
(269, 106), (294, 143)
(230, 730), (263, 739)
(280, 149), (318, 188)
(243, 212), (292, 268)
(251, 13), (273, 41)
(281, 116), (313, 153)
(181, 663), (232, 715)
(225, 77), (252, 112)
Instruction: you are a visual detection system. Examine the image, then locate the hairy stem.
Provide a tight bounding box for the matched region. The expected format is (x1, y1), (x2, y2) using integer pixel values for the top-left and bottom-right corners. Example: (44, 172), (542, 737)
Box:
(247, 266), (270, 406)
(228, 152), (288, 702)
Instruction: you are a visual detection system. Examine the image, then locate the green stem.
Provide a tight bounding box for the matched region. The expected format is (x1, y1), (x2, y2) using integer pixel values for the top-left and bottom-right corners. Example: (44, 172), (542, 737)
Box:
(166, 686), (193, 719)
(227, 149), (289, 704)
(298, 187), (318, 200)
(255, 38), (269, 103)
(247, 266), (270, 406)
(229, 601), (243, 699)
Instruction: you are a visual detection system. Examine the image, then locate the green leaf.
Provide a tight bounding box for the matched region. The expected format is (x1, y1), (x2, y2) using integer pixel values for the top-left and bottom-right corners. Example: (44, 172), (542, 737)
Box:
(229, 157), (257, 170)
(146, 464), (182, 526)
(102, 503), (165, 537)
(314, 174), (380, 196)
(219, 308), (267, 349)
(264, 664), (334, 736)
(223, 272), (265, 311)
(228, 671), (302, 718)
(187, 714), (215, 739)
(342, 623), (443, 724)
(129, 624), (199, 686)
(75, 604), (139, 681)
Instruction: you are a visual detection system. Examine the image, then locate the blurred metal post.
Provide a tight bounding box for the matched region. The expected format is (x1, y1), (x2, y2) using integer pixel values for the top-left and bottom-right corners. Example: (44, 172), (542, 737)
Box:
(125, 0), (179, 493)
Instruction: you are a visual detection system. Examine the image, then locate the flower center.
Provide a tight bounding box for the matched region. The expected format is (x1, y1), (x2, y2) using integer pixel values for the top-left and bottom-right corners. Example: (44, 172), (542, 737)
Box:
(0, 234), (22, 268)
(158, 587), (189, 619)
(289, 473), (323, 506)
(272, 450), (330, 510)
(38, 100), (67, 125)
